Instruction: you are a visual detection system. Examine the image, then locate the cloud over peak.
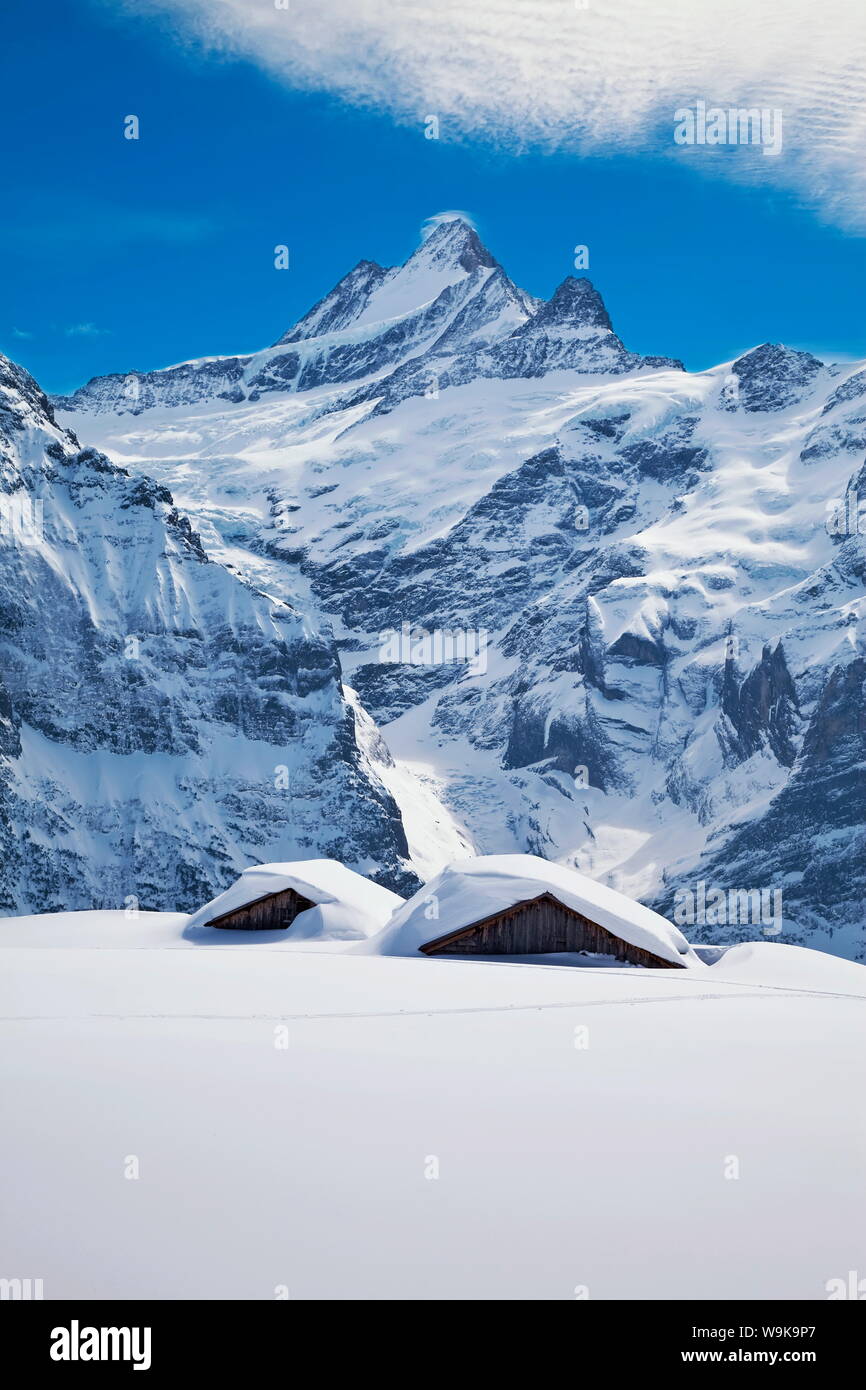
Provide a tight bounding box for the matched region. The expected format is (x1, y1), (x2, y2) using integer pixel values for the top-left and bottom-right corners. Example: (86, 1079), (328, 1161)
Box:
(126, 0), (866, 229)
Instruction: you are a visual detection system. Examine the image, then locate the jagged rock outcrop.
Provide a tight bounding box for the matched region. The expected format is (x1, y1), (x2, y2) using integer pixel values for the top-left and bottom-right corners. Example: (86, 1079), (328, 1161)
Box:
(718, 642), (801, 768)
(725, 343), (826, 412)
(656, 659), (866, 956)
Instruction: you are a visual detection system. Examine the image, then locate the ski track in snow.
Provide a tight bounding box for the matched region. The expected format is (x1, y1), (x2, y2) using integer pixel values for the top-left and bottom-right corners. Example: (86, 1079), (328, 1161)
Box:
(3, 972), (865, 1021)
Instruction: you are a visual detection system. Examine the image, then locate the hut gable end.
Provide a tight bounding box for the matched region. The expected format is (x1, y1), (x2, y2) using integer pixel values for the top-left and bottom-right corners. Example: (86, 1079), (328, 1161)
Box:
(419, 892), (684, 968)
(205, 886), (315, 932)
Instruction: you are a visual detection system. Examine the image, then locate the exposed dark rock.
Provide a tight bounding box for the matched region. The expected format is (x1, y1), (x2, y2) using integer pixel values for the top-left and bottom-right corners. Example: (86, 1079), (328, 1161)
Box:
(726, 343), (824, 412)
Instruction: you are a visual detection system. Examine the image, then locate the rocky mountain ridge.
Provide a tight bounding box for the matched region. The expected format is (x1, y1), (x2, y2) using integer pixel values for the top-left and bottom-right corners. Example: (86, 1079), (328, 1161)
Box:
(5, 216), (862, 956)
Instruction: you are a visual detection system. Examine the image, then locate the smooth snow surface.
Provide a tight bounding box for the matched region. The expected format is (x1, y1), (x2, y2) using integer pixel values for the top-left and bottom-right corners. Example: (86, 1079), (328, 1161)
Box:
(1, 911), (864, 1299)
(371, 854), (697, 965)
(185, 859), (404, 940)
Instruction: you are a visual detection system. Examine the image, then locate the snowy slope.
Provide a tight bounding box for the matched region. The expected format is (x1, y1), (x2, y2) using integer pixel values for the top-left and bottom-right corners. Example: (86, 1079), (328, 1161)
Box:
(1, 910), (864, 1298)
(33, 216), (866, 957)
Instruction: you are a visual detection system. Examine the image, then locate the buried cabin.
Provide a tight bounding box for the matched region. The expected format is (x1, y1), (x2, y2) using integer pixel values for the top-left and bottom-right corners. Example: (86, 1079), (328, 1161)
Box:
(376, 854), (696, 968)
(419, 889), (683, 968)
(204, 885), (315, 932)
(185, 859), (405, 941)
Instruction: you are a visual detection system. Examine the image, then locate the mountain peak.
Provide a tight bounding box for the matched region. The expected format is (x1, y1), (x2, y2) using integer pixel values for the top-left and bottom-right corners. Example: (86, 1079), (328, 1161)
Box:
(408, 217), (497, 275)
(0, 353), (62, 431)
(728, 342), (825, 412)
(274, 222), (495, 348)
(529, 276), (613, 333)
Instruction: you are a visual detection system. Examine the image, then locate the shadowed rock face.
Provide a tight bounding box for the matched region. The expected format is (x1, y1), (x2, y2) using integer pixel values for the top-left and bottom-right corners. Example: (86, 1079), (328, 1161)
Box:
(655, 659), (866, 951)
(720, 643), (801, 768)
(412, 219), (499, 275)
(727, 343), (825, 412)
(349, 660), (466, 726)
(520, 276), (612, 332)
(275, 260), (389, 345)
(53, 357), (252, 417)
(0, 355), (415, 912)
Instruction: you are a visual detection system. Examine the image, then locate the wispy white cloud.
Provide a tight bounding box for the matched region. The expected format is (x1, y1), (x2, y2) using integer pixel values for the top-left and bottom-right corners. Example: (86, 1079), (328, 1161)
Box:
(121, 0), (866, 229)
(11, 327), (34, 340)
(65, 323), (112, 338)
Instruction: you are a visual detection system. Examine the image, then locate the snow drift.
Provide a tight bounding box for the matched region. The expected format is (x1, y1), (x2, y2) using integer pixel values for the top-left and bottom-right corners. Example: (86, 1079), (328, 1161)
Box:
(3, 903), (864, 1298)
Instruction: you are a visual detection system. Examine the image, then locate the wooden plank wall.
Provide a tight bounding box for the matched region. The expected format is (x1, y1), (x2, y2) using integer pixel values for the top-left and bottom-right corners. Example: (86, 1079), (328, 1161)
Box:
(422, 893), (681, 968)
(206, 886), (315, 931)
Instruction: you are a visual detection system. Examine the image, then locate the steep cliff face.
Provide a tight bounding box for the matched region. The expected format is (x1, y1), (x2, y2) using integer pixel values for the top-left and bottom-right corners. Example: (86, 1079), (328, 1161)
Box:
(39, 217), (866, 957)
(656, 658), (866, 957)
(0, 355), (416, 912)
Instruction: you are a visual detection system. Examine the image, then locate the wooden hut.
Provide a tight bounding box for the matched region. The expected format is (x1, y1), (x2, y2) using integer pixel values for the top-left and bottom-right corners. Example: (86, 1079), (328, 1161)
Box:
(205, 885), (315, 931)
(376, 855), (694, 967)
(419, 889), (683, 968)
(185, 859), (406, 940)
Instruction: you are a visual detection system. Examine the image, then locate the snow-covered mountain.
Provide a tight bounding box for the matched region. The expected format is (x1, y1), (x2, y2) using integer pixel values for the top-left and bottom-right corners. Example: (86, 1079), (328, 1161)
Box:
(13, 215), (866, 957)
(0, 355), (420, 912)
(54, 219), (679, 419)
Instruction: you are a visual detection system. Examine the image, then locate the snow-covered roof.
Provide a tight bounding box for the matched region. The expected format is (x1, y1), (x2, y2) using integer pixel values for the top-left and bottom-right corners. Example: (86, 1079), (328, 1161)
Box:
(186, 859), (404, 941)
(368, 854), (697, 966)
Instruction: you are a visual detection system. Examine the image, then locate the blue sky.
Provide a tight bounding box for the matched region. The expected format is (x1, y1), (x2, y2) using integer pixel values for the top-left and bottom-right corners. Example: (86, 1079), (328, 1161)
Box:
(2, 0), (864, 394)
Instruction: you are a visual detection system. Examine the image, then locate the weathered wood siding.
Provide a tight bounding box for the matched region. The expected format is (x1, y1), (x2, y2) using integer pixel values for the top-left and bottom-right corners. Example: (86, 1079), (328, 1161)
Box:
(206, 886), (315, 931)
(420, 892), (682, 968)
